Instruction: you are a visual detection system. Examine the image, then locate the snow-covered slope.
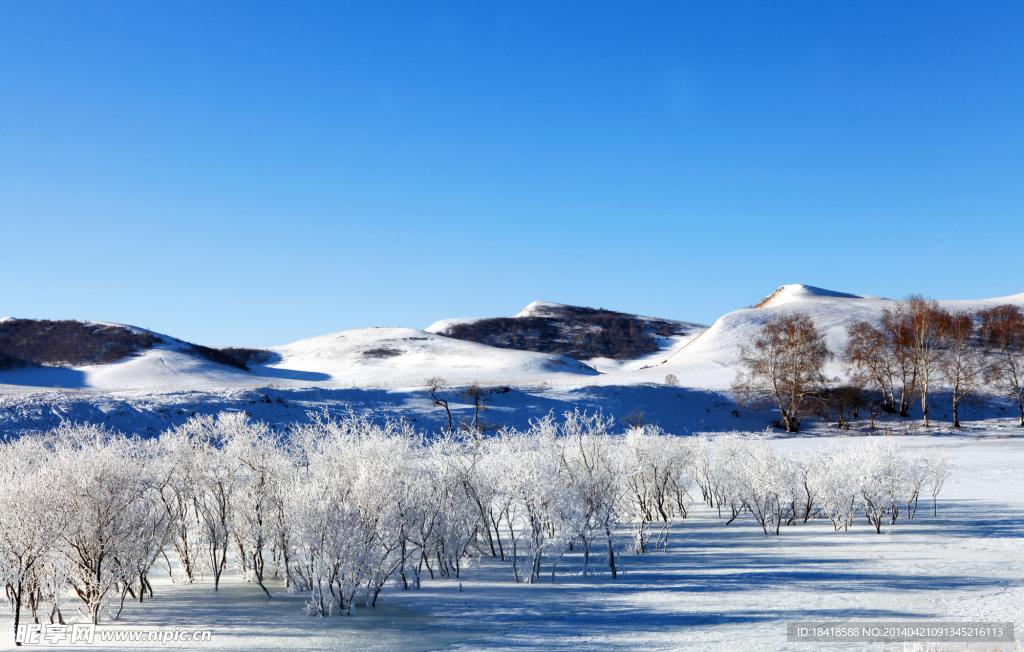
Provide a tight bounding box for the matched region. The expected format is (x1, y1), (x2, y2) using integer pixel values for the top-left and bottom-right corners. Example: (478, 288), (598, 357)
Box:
(614, 284), (1024, 389)
(422, 302), (581, 332)
(0, 323), (599, 391)
(263, 327), (598, 386)
(0, 336), (255, 391)
(512, 301), (573, 318)
(423, 317), (488, 334)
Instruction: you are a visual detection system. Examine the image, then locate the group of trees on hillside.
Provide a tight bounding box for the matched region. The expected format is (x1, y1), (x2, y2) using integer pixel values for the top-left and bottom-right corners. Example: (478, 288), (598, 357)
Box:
(0, 413), (948, 643)
(441, 306), (686, 361)
(734, 297), (1024, 431)
(0, 319), (274, 373)
(0, 320), (161, 369)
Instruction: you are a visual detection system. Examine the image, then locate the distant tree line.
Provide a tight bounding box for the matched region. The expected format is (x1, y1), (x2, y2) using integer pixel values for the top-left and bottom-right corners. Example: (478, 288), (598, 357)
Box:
(733, 297), (1024, 431)
(441, 306), (687, 361)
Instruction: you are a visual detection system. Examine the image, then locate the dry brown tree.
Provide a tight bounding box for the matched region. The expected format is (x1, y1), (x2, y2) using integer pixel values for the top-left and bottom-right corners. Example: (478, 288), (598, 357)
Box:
(939, 311), (988, 428)
(815, 383), (865, 430)
(426, 377), (453, 433)
(980, 305), (1024, 427)
(879, 301), (919, 417)
(733, 313), (832, 433)
(852, 297), (952, 423)
(904, 295), (952, 428)
(844, 320), (898, 412)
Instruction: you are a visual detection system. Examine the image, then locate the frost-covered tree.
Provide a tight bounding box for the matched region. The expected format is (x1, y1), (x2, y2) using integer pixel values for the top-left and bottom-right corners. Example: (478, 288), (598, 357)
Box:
(488, 417), (576, 583)
(805, 446), (862, 531)
(109, 440), (172, 616)
(924, 451), (951, 516)
(285, 412), (430, 614)
(716, 433), (794, 535)
(0, 436), (68, 645)
(0, 407), (960, 628)
(182, 415), (240, 592)
(225, 419), (287, 598)
(50, 423), (152, 623)
(154, 424), (205, 584)
(556, 411), (622, 576)
(854, 439), (911, 533)
(619, 425), (692, 551)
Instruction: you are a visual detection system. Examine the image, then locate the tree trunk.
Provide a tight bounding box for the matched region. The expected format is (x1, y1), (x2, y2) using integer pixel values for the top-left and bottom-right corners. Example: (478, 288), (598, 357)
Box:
(921, 383), (930, 427)
(605, 526), (618, 579)
(12, 581), (22, 647)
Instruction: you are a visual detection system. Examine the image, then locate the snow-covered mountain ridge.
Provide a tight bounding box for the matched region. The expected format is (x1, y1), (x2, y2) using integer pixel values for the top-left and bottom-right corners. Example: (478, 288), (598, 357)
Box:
(3, 286), (1023, 392)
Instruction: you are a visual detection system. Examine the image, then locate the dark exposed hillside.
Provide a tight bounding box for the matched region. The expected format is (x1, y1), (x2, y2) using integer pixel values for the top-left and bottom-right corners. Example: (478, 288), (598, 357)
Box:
(439, 305), (690, 360)
(0, 319), (273, 373)
(0, 319), (161, 369)
(219, 347), (275, 366)
(182, 342), (252, 371)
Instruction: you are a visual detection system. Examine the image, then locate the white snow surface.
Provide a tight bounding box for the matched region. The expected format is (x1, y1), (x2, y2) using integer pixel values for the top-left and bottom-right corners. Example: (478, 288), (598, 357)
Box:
(5, 290), (1024, 650)
(423, 317), (490, 334)
(0, 324), (599, 391)
(513, 300), (573, 318)
(263, 327), (598, 386)
(422, 299), (572, 333)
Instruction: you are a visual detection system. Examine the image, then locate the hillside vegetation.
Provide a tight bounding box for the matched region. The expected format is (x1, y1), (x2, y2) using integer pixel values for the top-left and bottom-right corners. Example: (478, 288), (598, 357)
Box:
(0, 319), (272, 373)
(0, 319), (161, 369)
(438, 305), (689, 361)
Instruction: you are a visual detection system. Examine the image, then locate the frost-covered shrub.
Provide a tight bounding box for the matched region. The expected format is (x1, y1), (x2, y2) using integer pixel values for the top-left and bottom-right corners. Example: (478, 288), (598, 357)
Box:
(620, 425), (694, 551)
(715, 432), (797, 535)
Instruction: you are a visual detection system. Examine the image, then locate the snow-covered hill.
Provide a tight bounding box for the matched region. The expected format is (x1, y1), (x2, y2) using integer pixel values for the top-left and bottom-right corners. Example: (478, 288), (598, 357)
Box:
(0, 324), (256, 390)
(261, 327), (598, 386)
(0, 324), (599, 391)
(4, 287), (1024, 393)
(614, 284), (1024, 389)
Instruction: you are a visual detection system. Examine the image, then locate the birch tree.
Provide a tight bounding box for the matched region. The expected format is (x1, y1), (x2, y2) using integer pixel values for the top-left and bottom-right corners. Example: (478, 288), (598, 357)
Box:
(905, 296), (952, 427)
(733, 313), (832, 432)
(939, 311), (987, 428)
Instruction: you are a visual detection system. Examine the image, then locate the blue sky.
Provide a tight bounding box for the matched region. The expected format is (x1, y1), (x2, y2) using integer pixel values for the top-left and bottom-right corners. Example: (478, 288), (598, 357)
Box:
(2, 1), (1022, 347)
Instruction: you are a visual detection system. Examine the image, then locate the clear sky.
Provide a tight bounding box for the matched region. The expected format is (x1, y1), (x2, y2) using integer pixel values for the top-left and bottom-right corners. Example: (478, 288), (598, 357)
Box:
(2, 1), (1022, 347)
